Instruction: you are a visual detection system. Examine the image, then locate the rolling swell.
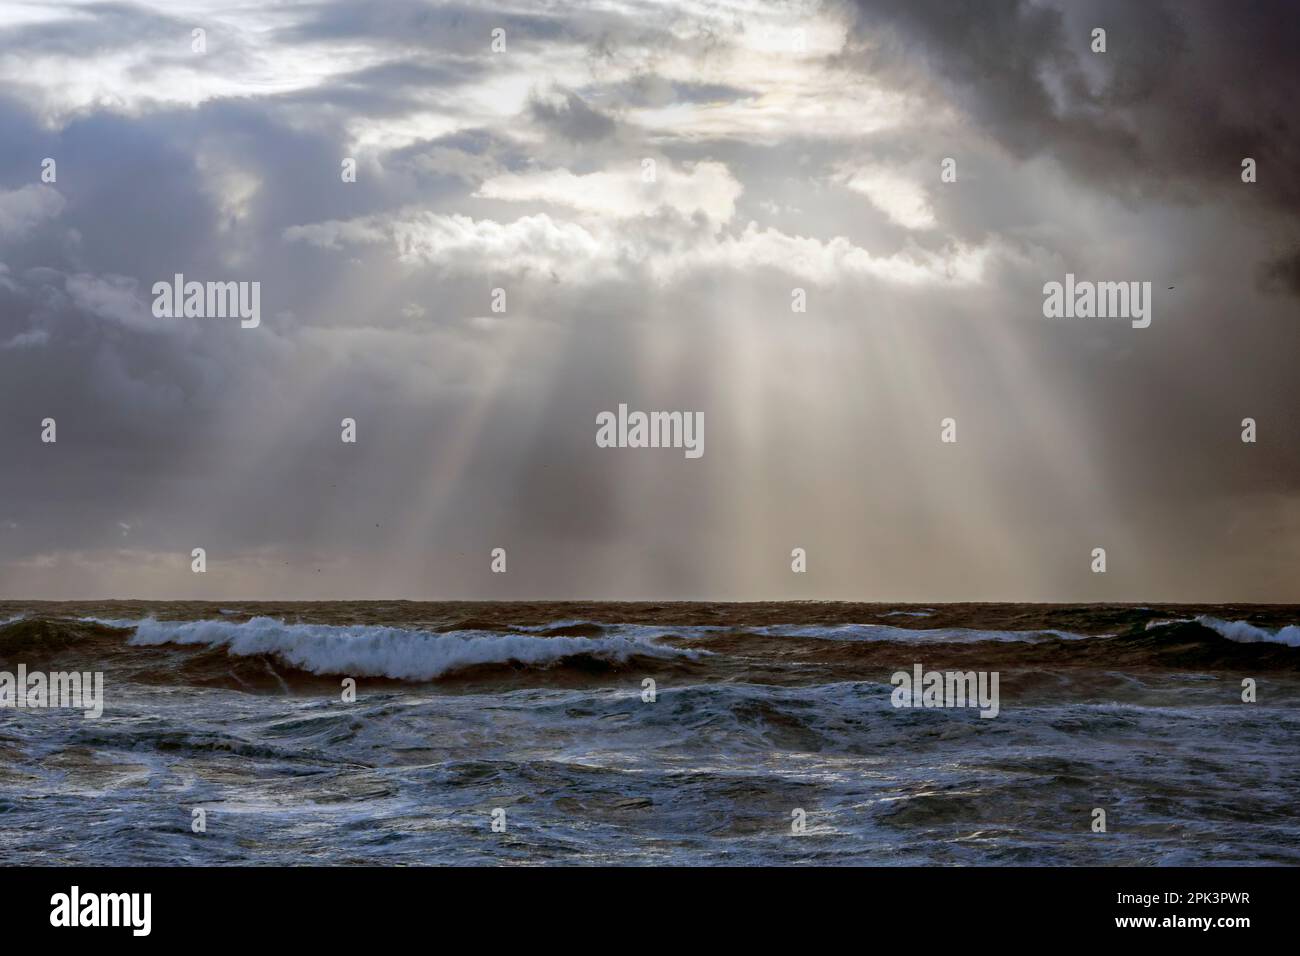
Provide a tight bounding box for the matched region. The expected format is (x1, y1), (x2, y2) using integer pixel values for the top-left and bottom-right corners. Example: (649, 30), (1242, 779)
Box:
(0, 615), (710, 688)
(2, 609), (1297, 697)
(1063, 619), (1300, 671)
(0, 616), (124, 658)
(2, 602), (1299, 865)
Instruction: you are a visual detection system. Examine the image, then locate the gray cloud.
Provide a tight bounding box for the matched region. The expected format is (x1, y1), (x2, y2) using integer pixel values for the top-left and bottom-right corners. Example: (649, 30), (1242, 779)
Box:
(528, 90), (617, 142)
(1258, 247), (1300, 298)
(0, 0), (1297, 601)
(843, 0), (1300, 213)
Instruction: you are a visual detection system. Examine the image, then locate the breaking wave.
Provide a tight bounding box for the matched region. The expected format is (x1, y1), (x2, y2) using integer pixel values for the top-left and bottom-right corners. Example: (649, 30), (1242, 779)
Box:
(96, 616), (706, 680)
(1197, 616), (1300, 647)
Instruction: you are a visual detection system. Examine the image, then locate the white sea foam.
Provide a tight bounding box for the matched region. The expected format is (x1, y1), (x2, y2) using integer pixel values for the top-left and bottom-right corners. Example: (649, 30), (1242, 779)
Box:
(512, 622), (730, 641)
(1197, 616), (1300, 648)
(1145, 617), (1193, 630)
(99, 616), (703, 680)
(509, 620), (595, 632)
(78, 616), (142, 628)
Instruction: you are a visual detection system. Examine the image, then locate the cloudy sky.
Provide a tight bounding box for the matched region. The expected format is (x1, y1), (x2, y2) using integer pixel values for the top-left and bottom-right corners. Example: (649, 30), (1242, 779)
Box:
(0, 0), (1297, 601)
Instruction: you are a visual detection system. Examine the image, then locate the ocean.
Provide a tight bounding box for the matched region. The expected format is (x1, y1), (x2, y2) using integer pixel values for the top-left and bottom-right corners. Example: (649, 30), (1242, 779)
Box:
(1, 601), (1297, 865)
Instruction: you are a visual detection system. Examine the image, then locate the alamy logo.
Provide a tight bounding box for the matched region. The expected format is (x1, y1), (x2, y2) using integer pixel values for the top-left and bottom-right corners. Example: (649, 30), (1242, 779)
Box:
(50, 886), (151, 936)
(152, 273), (261, 328)
(891, 663), (1000, 718)
(596, 403), (704, 459)
(1042, 273), (1151, 328)
(0, 665), (103, 718)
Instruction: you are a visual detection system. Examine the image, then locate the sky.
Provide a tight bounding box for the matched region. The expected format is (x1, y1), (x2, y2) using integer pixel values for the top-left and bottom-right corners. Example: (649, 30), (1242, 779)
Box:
(0, 0), (1297, 602)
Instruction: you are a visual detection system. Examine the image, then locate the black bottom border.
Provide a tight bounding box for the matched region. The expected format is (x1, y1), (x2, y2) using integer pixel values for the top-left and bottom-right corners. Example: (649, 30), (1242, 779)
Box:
(3, 865), (1288, 941)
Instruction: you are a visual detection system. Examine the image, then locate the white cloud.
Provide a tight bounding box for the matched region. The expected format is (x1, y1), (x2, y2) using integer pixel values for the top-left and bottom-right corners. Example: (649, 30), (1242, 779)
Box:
(476, 160), (743, 227)
(841, 167), (936, 230)
(692, 222), (986, 285)
(285, 209), (991, 287)
(0, 3), (385, 124)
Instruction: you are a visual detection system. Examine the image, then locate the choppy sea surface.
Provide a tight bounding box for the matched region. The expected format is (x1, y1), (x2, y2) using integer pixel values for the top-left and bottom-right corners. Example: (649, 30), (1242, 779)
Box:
(1, 601), (1298, 866)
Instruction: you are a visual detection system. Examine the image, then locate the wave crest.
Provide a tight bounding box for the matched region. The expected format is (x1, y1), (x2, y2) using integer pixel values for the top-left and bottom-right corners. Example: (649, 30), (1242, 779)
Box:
(113, 616), (704, 680)
(1197, 616), (1300, 647)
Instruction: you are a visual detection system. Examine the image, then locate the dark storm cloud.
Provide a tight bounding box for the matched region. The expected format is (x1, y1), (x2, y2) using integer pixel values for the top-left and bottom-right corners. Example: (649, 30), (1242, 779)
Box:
(0, 4), (620, 595)
(1258, 247), (1300, 298)
(843, 0), (1300, 213)
(0, 89), (385, 546)
(1, 0), (1297, 600)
